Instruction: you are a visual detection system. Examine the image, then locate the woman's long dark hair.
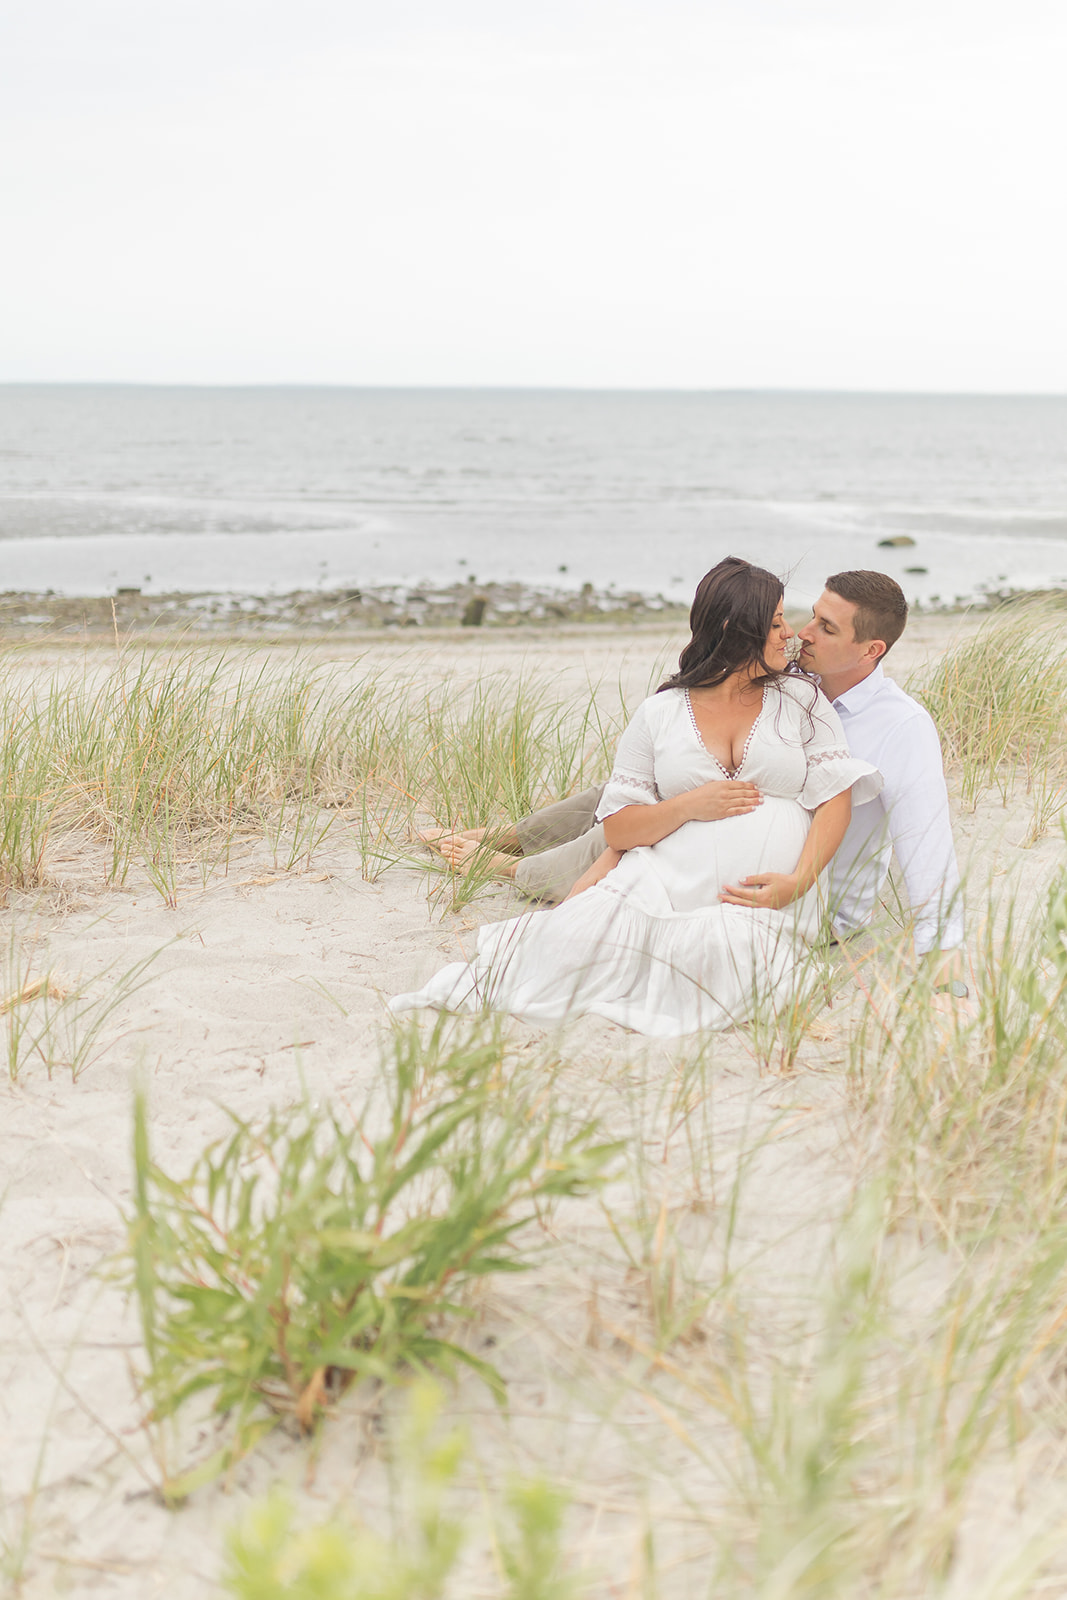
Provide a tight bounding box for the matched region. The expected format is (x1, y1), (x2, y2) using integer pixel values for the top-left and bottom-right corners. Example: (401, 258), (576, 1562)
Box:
(658, 556), (786, 694)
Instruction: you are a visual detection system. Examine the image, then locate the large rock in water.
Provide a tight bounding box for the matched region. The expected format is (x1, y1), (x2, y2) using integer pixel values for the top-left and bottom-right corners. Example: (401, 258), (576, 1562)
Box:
(877, 535), (917, 548)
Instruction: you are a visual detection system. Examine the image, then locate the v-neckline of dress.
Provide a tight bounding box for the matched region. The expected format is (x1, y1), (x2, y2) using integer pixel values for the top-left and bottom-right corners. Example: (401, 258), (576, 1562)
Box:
(683, 685), (768, 780)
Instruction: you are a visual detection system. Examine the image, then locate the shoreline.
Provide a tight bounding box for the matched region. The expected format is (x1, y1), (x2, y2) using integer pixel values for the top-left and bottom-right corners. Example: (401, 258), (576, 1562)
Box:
(0, 579), (688, 640)
(0, 577), (1061, 643)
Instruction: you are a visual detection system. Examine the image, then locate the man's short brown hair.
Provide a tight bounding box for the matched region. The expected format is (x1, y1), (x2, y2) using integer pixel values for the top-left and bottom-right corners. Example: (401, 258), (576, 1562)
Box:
(825, 570), (908, 654)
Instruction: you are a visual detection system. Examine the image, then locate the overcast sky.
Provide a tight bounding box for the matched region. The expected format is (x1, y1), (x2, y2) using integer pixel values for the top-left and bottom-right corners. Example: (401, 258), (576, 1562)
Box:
(3, 0), (1065, 390)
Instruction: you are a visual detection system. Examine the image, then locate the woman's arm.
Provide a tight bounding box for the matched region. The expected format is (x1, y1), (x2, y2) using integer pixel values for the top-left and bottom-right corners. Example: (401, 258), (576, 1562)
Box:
(719, 789), (852, 910)
(602, 779), (763, 850)
(563, 845), (624, 900)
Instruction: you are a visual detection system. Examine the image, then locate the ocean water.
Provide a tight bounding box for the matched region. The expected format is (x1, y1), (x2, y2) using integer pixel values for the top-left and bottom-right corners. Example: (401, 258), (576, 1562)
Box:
(1, 385), (1066, 610)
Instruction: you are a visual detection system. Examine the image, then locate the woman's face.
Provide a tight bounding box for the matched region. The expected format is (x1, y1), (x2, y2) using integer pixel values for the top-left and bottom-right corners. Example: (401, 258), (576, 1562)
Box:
(764, 600), (794, 666)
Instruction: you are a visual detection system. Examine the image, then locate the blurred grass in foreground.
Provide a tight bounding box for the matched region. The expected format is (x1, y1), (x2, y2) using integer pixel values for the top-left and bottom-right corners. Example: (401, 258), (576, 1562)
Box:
(224, 1381), (583, 1600)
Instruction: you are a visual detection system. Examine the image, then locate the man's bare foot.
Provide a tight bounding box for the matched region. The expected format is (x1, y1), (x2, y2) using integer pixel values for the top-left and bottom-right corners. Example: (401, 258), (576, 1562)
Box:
(438, 837), (517, 879)
(563, 846), (624, 901)
(416, 825), (489, 854)
(416, 824), (522, 854)
(415, 826), (458, 847)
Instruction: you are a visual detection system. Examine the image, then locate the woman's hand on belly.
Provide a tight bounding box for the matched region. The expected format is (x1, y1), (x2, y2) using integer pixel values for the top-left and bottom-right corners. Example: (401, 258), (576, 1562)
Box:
(604, 780), (762, 849)
(720, 870), (801, 910)
(684, 779), (762, 821)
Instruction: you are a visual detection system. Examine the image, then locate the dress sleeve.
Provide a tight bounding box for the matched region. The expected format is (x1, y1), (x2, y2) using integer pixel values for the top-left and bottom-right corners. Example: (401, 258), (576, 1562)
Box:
(595, 698), (661, 821)
(792, 685), (884, 810)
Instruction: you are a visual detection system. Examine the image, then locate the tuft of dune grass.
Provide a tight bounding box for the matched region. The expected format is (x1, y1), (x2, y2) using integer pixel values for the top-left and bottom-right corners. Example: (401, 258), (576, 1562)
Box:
(0, 645), (626, 903)
(908, 601), (1067, 822)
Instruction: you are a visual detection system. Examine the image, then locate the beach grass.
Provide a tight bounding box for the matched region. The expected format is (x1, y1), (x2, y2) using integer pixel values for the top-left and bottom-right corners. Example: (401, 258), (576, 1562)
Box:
(0, 644), (624, 903)
(6, 602), (1063, 914)
(843, 866), (1067, 1239)
(126, 1018), (618, 1501)
(1, 923), (161, 1080)
(908, 599), (1067, 832)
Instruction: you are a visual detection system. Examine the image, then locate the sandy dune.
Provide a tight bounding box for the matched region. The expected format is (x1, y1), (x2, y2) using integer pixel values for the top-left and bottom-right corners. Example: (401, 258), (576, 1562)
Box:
(2, 616), (1062, 1597)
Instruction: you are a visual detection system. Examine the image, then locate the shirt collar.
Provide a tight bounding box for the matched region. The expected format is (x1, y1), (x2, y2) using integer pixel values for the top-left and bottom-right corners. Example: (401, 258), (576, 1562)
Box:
(830, 662), (885, 715)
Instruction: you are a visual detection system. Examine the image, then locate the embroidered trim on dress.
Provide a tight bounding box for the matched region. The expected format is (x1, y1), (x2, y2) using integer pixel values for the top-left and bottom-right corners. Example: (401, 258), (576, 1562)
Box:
(682, 688), (703, 748)
(807, 747), (852, 766)
(611, 772), (659, 799)
(683, 687), (766, 779)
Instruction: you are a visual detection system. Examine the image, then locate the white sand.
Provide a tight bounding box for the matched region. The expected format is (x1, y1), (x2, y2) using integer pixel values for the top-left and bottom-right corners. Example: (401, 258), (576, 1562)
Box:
(1, 618), (1062, 1596)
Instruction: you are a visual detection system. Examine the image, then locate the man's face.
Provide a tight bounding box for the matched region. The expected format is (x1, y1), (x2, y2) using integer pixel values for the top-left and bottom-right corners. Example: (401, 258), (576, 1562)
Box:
(797, 588), (869, 679)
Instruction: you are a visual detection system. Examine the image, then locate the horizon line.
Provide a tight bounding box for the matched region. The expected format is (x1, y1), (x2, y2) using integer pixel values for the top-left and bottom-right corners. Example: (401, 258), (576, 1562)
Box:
(2, 380), (1066, 400)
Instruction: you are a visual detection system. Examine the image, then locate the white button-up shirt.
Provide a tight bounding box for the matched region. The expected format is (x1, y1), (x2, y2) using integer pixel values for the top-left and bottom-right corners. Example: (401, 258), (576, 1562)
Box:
(823, 665), (964, 954)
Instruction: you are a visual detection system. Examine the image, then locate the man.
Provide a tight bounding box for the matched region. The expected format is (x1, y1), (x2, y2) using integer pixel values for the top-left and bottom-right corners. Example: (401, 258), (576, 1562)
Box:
(426, 570), (965, 987)
(794, 570), (964, 982)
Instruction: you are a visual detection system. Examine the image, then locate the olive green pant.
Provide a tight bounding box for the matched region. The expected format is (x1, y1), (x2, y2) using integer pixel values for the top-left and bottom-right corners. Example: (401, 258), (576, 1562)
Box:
(512, 785), (608, 905)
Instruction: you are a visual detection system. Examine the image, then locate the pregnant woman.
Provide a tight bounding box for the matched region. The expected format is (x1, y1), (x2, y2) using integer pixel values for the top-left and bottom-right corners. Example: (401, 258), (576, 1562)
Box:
(392, 557), (882, 1038)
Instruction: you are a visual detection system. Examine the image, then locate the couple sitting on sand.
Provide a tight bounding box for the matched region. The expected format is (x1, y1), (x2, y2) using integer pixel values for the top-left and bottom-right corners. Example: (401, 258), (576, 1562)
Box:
(392, 558), (965, 1038)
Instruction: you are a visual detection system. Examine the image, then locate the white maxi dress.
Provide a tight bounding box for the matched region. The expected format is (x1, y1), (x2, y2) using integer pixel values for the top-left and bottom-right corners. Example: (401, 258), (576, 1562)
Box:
(391, 678), (883, 1038)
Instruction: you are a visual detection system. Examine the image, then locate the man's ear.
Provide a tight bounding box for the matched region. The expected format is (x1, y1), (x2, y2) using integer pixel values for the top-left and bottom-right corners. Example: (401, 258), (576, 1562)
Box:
(863, 638), (888, 664)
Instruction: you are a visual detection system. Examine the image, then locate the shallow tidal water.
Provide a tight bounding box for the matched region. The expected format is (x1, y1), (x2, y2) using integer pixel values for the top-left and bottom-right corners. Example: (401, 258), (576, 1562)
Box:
(1, 385), (1066, 607)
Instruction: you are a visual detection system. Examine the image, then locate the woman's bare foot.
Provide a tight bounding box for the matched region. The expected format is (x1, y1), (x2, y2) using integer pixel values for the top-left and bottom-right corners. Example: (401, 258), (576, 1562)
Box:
(438, 837), (517, 879)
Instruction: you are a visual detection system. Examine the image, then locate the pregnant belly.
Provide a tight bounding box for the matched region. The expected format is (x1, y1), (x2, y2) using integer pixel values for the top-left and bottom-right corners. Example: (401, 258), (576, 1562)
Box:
(624, 796), (812, 915)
